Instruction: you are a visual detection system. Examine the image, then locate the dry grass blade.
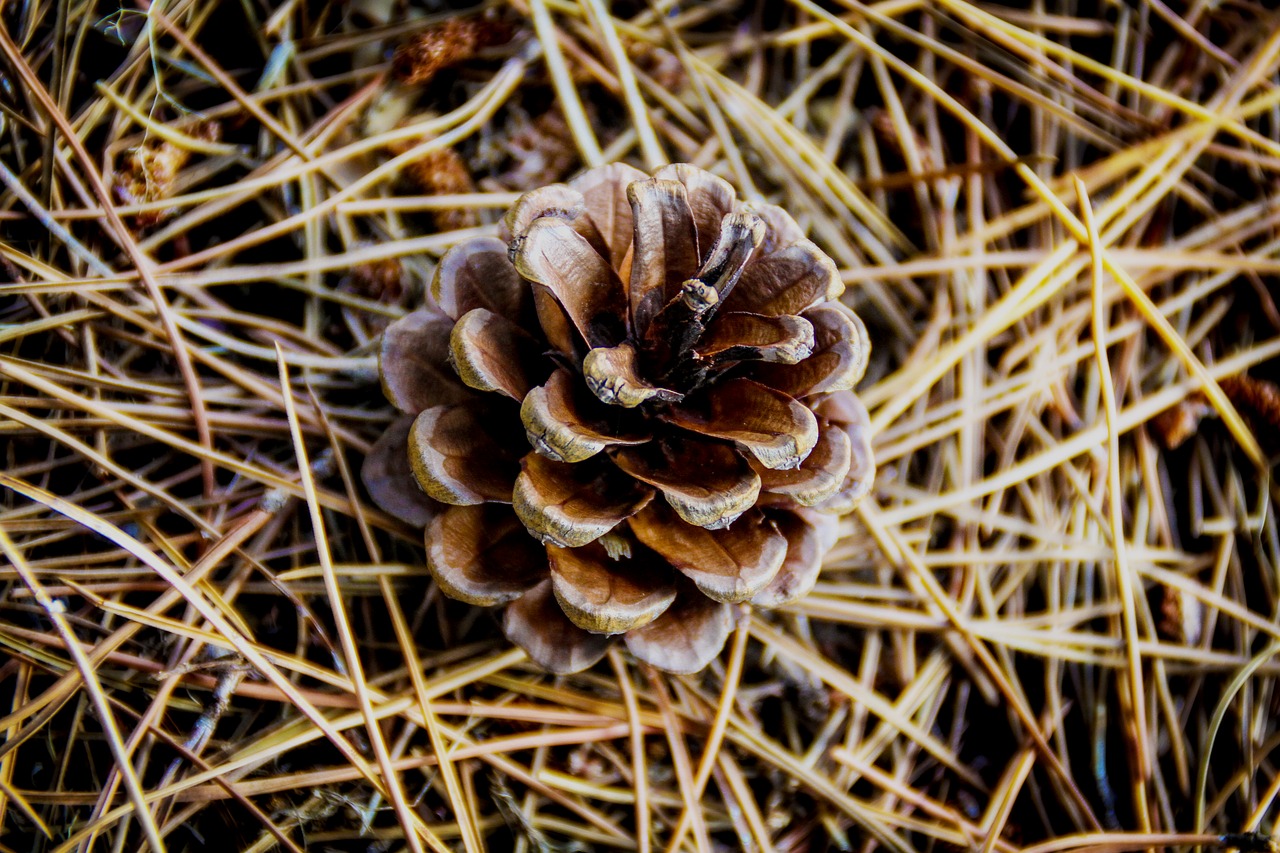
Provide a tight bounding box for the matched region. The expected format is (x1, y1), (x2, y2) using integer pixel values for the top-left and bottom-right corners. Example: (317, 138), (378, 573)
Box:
(644, 665), (712, 853)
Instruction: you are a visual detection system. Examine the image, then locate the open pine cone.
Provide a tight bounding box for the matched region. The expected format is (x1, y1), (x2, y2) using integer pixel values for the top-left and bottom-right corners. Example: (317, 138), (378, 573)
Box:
(362, 163), (875, 674)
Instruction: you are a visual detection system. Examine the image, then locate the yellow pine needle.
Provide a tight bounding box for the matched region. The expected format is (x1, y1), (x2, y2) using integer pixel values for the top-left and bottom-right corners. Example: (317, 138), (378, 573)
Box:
(664, 611), (750, 853)
(277, 350), (443, 853)
(1075, 179), (1151, 810)
(0, 529), (149, 847)
(609, 649), (650, 853)
(577, 0), (665, 169)
(528, 0), (605, 167)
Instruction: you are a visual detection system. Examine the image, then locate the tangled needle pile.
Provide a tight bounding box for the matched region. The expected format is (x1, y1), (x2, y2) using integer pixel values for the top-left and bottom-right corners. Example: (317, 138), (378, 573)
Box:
(363, 163), (875, 673)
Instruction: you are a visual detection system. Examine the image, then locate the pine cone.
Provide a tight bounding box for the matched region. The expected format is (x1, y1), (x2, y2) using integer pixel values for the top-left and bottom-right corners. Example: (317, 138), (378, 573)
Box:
(363, 163), (875, 674)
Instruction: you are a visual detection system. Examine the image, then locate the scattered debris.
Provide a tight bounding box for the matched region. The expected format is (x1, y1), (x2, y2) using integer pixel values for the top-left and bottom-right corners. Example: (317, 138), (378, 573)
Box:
(393, 15), (514, 86)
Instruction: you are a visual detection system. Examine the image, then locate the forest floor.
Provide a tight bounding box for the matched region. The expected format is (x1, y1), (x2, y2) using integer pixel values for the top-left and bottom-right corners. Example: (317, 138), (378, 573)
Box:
(1, 1), (1279, 851)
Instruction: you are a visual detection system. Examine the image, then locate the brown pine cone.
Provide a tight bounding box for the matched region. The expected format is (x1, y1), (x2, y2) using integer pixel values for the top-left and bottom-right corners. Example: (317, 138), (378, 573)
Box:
(362, 163), (875, 674)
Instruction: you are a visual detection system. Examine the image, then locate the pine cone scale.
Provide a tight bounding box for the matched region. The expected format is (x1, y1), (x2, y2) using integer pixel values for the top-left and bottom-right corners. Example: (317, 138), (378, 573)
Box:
(520, 368), (650, 463)
(726, 238), (843, 316)
(652, 164), (737, 251)
(362, 416), (440, 528)
(407, 401), (520, 505)
(567, 163), (648, 266)
(448, 307), (548, 399)
(750, 509), (840, 608)
(623, 583), (735, 674)
(753, 421), (853, 508)
(503, 184), (588, 247)
(694, 311), (816, 365)
(809, 392), (875, 513)
(548, 542), (677, 634)
(513, 217), (628, 348)
(661, 377), (820, 471)
(628, 504), (787, 604)
(425, 504), (546, 606)
(430, 236), (527, 320)
(749, 303), (868, 397)
(611, 438), (761, 529)
(379, 308), (471, 412)
(626, 178), (701, 334)
(583, 342), (683, 408)
(504, 580), (613, 673)
(685, 210), (765, 301)
(512, 454), (654, 548)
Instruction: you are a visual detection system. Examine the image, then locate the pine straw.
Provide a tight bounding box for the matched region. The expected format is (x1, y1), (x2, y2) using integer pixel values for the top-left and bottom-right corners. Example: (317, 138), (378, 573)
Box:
(0, 1), (1278, 851)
